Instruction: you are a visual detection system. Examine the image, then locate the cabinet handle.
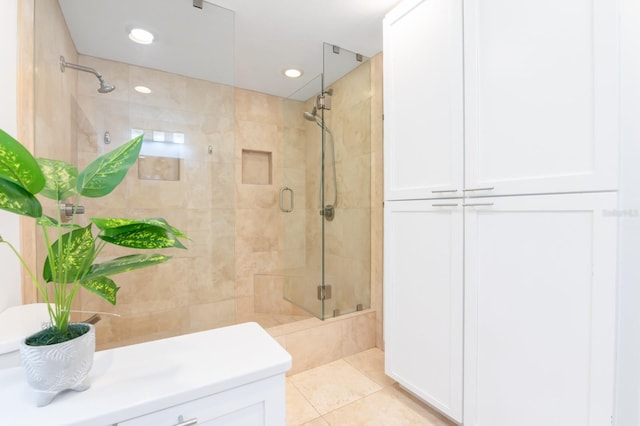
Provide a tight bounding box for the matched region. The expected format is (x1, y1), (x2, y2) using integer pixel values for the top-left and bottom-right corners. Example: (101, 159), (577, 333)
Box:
(174, 415), (198, 426)
(463, 186), (495, 192)
(462, 202), (494, 207)
(431, 189), (458, 193)
(432, 203), (459, 207)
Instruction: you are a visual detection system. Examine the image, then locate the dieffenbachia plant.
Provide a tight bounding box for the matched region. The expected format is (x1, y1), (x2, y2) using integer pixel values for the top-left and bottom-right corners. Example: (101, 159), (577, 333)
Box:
(0, 130), (187, 341)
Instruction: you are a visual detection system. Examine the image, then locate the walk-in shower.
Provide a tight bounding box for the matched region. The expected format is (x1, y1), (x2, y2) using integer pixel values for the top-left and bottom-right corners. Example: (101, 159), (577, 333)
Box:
(59, 56), (115, 93)
(282, 43), (372, 320)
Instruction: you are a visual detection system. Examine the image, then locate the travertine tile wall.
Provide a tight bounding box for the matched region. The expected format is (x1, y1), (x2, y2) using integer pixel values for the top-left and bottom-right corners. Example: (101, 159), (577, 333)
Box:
(32, 0), (78, 309)
(72, 57), (236, 348)
(370, 53), (384, 349)
(29, 0), (384, 350)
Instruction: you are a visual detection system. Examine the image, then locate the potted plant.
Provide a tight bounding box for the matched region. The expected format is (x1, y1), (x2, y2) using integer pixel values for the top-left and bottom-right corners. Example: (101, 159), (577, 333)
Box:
(0, 129), (187, 406)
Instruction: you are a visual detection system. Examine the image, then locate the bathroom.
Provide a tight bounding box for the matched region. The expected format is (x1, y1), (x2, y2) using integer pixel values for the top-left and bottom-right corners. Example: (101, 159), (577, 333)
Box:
(6, 0), (385, 359)
(1, 0), (640, 425)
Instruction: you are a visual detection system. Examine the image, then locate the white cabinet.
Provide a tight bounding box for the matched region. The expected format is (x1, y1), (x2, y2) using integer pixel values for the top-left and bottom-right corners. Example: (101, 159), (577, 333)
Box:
(383, 0), (620, 423)
(464, 193), (617, 426)
(384, 0), (619, 201)
(463, 0), (619, 196)
(384, 200), (463, 422)
(383, 0), (463, 201)
(0, 322), (291, 425)
(118, 375), (285, 426)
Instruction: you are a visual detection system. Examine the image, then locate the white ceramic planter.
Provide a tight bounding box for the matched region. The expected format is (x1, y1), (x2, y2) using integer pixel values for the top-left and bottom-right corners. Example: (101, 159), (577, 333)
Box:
(19, 324), (95, 407)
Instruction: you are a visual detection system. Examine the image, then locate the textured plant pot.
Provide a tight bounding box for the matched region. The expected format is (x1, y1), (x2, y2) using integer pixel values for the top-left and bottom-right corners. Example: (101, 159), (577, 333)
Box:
(19, 324), (95, 407)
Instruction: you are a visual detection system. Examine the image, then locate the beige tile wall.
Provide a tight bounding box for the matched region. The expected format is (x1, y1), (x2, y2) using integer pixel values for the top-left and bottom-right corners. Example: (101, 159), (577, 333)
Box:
(31, 0), (79, 311)
(370, 53), (384, 349)
(70, 57), (236, 348)
(28, 0), (384, 350)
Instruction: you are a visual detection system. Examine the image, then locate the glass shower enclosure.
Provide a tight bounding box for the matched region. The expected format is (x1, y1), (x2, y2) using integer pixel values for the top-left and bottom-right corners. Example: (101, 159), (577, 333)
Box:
(282, 43), (372, 319)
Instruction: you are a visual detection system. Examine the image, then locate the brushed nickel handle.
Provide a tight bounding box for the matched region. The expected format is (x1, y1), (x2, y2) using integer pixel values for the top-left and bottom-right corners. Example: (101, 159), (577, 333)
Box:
(279, 187), (294, 213)
(463, 186), (495, 192)
(173, 415), (198, 426)
(462, 203), (494, 207)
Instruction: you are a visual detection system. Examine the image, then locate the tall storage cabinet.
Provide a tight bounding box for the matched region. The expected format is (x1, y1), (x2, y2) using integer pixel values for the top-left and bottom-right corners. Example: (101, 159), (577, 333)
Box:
(383, 0), (620, 425)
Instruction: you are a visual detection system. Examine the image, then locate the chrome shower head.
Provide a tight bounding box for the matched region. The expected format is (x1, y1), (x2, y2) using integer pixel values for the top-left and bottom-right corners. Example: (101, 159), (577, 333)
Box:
(303, 106), (317, 121)
(60, 56), (116, 94)
(97, 77), (116, 93)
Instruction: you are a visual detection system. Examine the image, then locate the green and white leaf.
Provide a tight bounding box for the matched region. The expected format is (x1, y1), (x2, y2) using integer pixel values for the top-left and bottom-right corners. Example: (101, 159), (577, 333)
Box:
(77, 134), (143, 198)
(37, 158), (78, 201)
(84, 254), (171, 279)
(37, 215), (82, 230)
(91, 217), (189, 239)
(43, 225), (95, 283)
(99, 224), (187, 249)
(80, 275), (119, 305)
(0, 178), (43, 218)
(0, 129), (45, 194)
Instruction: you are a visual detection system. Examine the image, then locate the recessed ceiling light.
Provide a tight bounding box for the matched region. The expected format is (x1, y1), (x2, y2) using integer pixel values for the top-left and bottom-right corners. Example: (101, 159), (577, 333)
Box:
(134, 85), (152, 94)
(129, 28), (154, 45)
(283, 68), (303, 78)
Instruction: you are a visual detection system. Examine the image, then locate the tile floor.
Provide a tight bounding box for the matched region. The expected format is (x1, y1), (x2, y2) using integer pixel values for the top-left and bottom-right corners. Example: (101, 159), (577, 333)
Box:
(286, 348), (456, 425)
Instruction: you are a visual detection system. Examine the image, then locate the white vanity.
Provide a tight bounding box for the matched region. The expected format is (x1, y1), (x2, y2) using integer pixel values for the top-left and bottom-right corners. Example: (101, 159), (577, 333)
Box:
(0, 322), (291, 425)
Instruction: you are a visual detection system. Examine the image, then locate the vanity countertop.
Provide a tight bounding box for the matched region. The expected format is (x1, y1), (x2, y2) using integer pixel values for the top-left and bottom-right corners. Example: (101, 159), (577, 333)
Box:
(0, 322), (291, 425)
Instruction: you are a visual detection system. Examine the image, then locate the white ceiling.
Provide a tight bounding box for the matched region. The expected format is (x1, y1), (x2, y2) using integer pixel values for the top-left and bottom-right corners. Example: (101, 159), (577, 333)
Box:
(58, 0), (401, 101)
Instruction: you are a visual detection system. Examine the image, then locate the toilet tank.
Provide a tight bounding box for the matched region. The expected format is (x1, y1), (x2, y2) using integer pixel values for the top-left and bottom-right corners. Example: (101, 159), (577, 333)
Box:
(0, 303), (50, 369)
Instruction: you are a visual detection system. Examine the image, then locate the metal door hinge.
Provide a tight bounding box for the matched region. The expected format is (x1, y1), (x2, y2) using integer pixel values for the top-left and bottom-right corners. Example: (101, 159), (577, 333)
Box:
(317, 285), (332, 300)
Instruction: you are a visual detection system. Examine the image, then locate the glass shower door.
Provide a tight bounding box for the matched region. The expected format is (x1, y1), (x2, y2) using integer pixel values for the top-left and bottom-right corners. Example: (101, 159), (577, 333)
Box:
(282, 43), (372, 320)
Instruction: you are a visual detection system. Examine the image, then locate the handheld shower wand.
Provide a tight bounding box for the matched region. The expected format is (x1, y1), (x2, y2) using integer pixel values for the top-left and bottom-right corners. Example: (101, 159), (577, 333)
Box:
(59, 56), (116, 93)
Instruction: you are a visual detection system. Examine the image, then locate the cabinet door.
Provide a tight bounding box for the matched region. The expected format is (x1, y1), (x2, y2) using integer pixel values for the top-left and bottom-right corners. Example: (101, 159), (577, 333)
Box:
(464, 0), (619, 196)
(384, 200), (463, 421)
(383, 0), (463, 201)
(464, 193), (617, 426)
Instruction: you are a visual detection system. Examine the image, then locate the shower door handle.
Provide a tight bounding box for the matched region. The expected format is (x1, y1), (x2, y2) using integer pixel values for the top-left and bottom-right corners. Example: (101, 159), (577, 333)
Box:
(280, 187), (294, 213)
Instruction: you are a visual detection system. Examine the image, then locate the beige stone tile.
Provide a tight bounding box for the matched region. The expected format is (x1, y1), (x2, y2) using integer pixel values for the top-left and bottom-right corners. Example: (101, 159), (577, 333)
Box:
(341, 311), (376, 357)
(286, 321), (343, 374)
(302, 417), (330, 426)
(235, 88), (282, 124)
(343, 348), (396, 388)
(290, 359), (381, 415)
(321, 384), (455, 426)
(189, 299), (236, 331)
(266, 317), (323, 337)
(287, 379), (320, 425)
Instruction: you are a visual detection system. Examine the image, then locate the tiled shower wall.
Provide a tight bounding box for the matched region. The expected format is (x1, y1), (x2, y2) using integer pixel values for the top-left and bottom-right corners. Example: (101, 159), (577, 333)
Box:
(29, 0), (384, 350)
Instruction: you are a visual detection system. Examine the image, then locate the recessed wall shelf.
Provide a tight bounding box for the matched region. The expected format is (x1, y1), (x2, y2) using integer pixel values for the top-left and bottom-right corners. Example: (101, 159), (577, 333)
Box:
(242, 149), (272, 185)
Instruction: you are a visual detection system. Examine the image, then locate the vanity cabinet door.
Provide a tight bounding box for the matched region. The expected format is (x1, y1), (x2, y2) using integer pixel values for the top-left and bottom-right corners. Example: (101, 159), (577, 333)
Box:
(463, 193), (617, 426)
(117, 375), (285, 426)
(384, 199), (463, 422)
(383, 0), (463, 201)
(463, 0), (619, 197)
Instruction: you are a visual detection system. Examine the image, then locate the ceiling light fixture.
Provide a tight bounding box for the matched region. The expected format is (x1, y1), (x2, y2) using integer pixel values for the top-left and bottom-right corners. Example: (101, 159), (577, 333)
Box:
(134, 85), (152, 94)
(283, 68), (303, 78)
(129, 28), (154, 45)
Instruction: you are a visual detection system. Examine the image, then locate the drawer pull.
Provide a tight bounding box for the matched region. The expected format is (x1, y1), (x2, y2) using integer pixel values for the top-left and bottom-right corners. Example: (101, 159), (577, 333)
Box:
(431, 189), (458, 193)
(463, 186), (495, 192)
(174, 415), (198, 426)
(462, 203), (494, 207)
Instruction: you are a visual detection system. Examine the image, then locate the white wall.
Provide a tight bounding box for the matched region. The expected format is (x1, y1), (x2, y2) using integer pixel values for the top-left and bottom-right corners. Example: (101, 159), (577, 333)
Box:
(0, 1), (21, 313)
(615, 0), (640, 424)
